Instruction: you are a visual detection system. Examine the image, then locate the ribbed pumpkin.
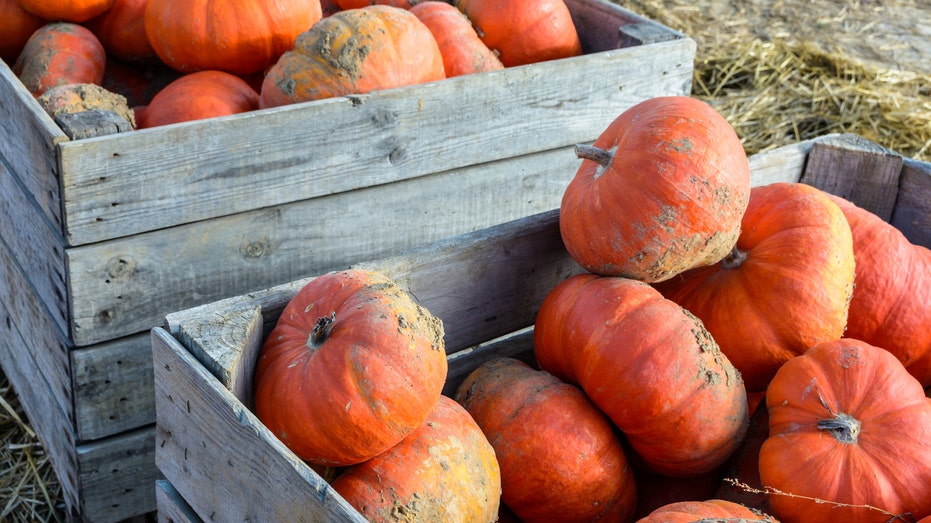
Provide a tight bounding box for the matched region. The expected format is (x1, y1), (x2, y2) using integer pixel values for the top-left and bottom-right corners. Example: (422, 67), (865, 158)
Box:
(760, 338), (931, 523)
(636, 499), (780, 523)
(822, 192), (931, 386)
(655, 182), (856, 393)
(409, 1), (504, 78)
(136, 70), (259, 128)
(560, 96), (751, 283)
(455, 357), (637, 523)
(0, 0), (44, 65)
(260, 5), (445, 108)
(331, 395), (501, 523)
(253, 269), (447, 466)
(14, 23), (106, 97)
(86, 0), (155, 63)
(533, 273), (749, 477)
(454, 0), (581, 67)
(144, 0), (322, 75)
(15, 0), (115, 22)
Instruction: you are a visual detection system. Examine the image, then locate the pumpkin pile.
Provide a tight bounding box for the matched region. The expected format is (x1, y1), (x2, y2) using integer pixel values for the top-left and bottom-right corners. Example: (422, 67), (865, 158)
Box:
(2, 0), (582, 129)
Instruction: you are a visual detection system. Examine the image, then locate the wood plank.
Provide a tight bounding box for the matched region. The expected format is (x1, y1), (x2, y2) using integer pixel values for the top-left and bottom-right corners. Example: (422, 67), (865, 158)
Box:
(66, 144), (585, 346)
(152, 328), (367, 522)
(891, 158), (931, 247)
(59, 36), (694, 246)
(156, 480), (202, 523)
(0, 60), (67, 232)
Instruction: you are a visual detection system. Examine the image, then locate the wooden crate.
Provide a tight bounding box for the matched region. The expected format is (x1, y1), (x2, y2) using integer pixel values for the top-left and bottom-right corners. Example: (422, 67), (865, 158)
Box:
(0, 2), (694, 520)
(151, 134), (931, 522)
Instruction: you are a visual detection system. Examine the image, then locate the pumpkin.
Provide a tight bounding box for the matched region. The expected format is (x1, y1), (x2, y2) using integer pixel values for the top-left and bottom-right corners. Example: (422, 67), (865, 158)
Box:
(0, 0), (44, 65)
(253, 269), (447, 466)
(144, 0), (323, 75)
(654, 182), (856, 393)
(331, 395), (501, 523)
(409, 1), (504, 78)
(15, 0), (115, 23)
(760, 338), (931, 523)
(636, 499), (780, 523)
(559, 96), (751, 283)
(454, 0), (581, 67)
(135, 70), (259, 128)
(455, 357), (637, 523)
(259, 5), (445, 108)
(86, 0), (155, 63)
(37, 83), (136, 127)
(533, 273), (749, 477)
(822, 192), (931, 386)
(333, 0), (419, 8)
(14, 23), (106, 97)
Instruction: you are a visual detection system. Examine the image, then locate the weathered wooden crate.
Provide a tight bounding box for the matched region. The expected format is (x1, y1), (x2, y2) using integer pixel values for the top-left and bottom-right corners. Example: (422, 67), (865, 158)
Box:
(0, 2), (695, 520)
(151, 134), (931, 522)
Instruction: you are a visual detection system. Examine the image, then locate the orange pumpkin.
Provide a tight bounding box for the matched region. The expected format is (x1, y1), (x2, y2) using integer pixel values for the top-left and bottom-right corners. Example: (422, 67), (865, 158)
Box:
(260, 5), (445, 108)
(0, 0), (44, 65)
(455, 0), (581, 67)
(86, 0), (155, 62)
(455, 357), (637, 523)
(655, 182), (856, 392)
(636, 499), (779, 523)
(253, 269), (447, 466)
(135, 70), (259, 128)
(144, 0), (323, 75)
(332, 0), (419, 8)
(533, 273), (749, 477)
(14, 22), (106, 97)
(409, 1), (504, 78)
(760, 338), (931, 523)
(15, 0), (115, 22)
(331, 395), (501, 523)
(559, 96), (751, 283)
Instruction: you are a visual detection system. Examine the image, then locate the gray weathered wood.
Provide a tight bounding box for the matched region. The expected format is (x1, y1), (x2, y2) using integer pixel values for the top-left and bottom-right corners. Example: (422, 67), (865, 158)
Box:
(156, 480), (202, 523)
(152, 328), (367, 523)
(891, 158), (931, 247)
(55, 109), (133, 140)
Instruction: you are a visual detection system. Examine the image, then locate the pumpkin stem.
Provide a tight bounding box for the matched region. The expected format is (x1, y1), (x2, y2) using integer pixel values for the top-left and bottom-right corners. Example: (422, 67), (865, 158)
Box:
(309, 312), (336, 349)
(720, 246), (747, 269)
(817, 412), (860, 444)
(574, 144), (613, 168)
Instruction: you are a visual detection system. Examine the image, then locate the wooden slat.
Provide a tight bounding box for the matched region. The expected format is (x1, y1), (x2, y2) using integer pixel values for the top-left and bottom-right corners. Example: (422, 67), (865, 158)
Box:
(152, 328), (367, 523)
(156, 480), (202, 523)
(891, 158), (931, 247)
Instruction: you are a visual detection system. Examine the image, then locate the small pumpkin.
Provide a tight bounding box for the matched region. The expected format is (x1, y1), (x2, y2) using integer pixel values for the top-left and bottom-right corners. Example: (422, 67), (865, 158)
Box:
(260, 5), (445, 108)
(760, 338), (931, 523)
(409, 1), (504, 78)
(455, 357), (637, 523)
(655, 182), (856, 393)
(86, 0), (155, 63)
(15, 0), (115, 23)
(144, 0), (323, 75)
(0, 0), (44, 65)
(331, 395), (501, 523)
(559, 96), (751, 283)
(454, 0), (581, 67)
(636, 499), (780, 523)
(135, 70), (259, 128)
(253, 269), (447, 466)
(14, 23), (106, 97)
(533, 273), (749, 477)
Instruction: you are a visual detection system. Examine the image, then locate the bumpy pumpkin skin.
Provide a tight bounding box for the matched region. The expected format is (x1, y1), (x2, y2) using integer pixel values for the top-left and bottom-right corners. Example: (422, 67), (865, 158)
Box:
(331, 395), (501, 523)
(144, 0), (323, 75)
(136, 70), (259, 129)
(637, 499), (780, 523)
(559, 96), (751, 283)
(455, 0), (581, 67)
(14, 23), (106, 97)
(533, 273), (749, 477)
(760, 339), (931, 523)
(15, 0), (115, 23)
(409, 1), (504, 78)
(822, 193), (931, 386)
(0, 0), (44, 65)
(455, 357), (637, 523)
(655, 182), (856, 393)
(253, 269), (447, 467)
(260, 5), (445, 108)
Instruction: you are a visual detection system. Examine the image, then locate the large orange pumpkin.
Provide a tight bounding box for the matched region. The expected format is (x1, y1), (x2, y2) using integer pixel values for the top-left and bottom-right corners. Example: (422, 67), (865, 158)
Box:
(253, 269), (447, 466)
(86, 0), (155, 63)
(455, 357), (637, 523)
(760, 338), (931, 523)
(454, 0), (581, 67)
(331, 395), (501, 523)
(15, 0), (115, 22)
(636, 499), (779, 523)
(822, 192), (931, 386)
(559, 96), (751, 283)
(409, 1), (504, 78)
(14, 23), (106, 97)
(259, 5), (445, 108)
(0, 0), (44, 65)
(144, 0), (322, 75)
(136, 70), (259, 128)
(533, 273), (749, 477)
(655, 182), (856, 392)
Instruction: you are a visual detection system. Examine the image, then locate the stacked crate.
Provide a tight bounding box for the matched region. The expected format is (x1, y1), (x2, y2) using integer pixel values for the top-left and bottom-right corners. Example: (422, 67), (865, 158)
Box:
(0, 1), (695, 520)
